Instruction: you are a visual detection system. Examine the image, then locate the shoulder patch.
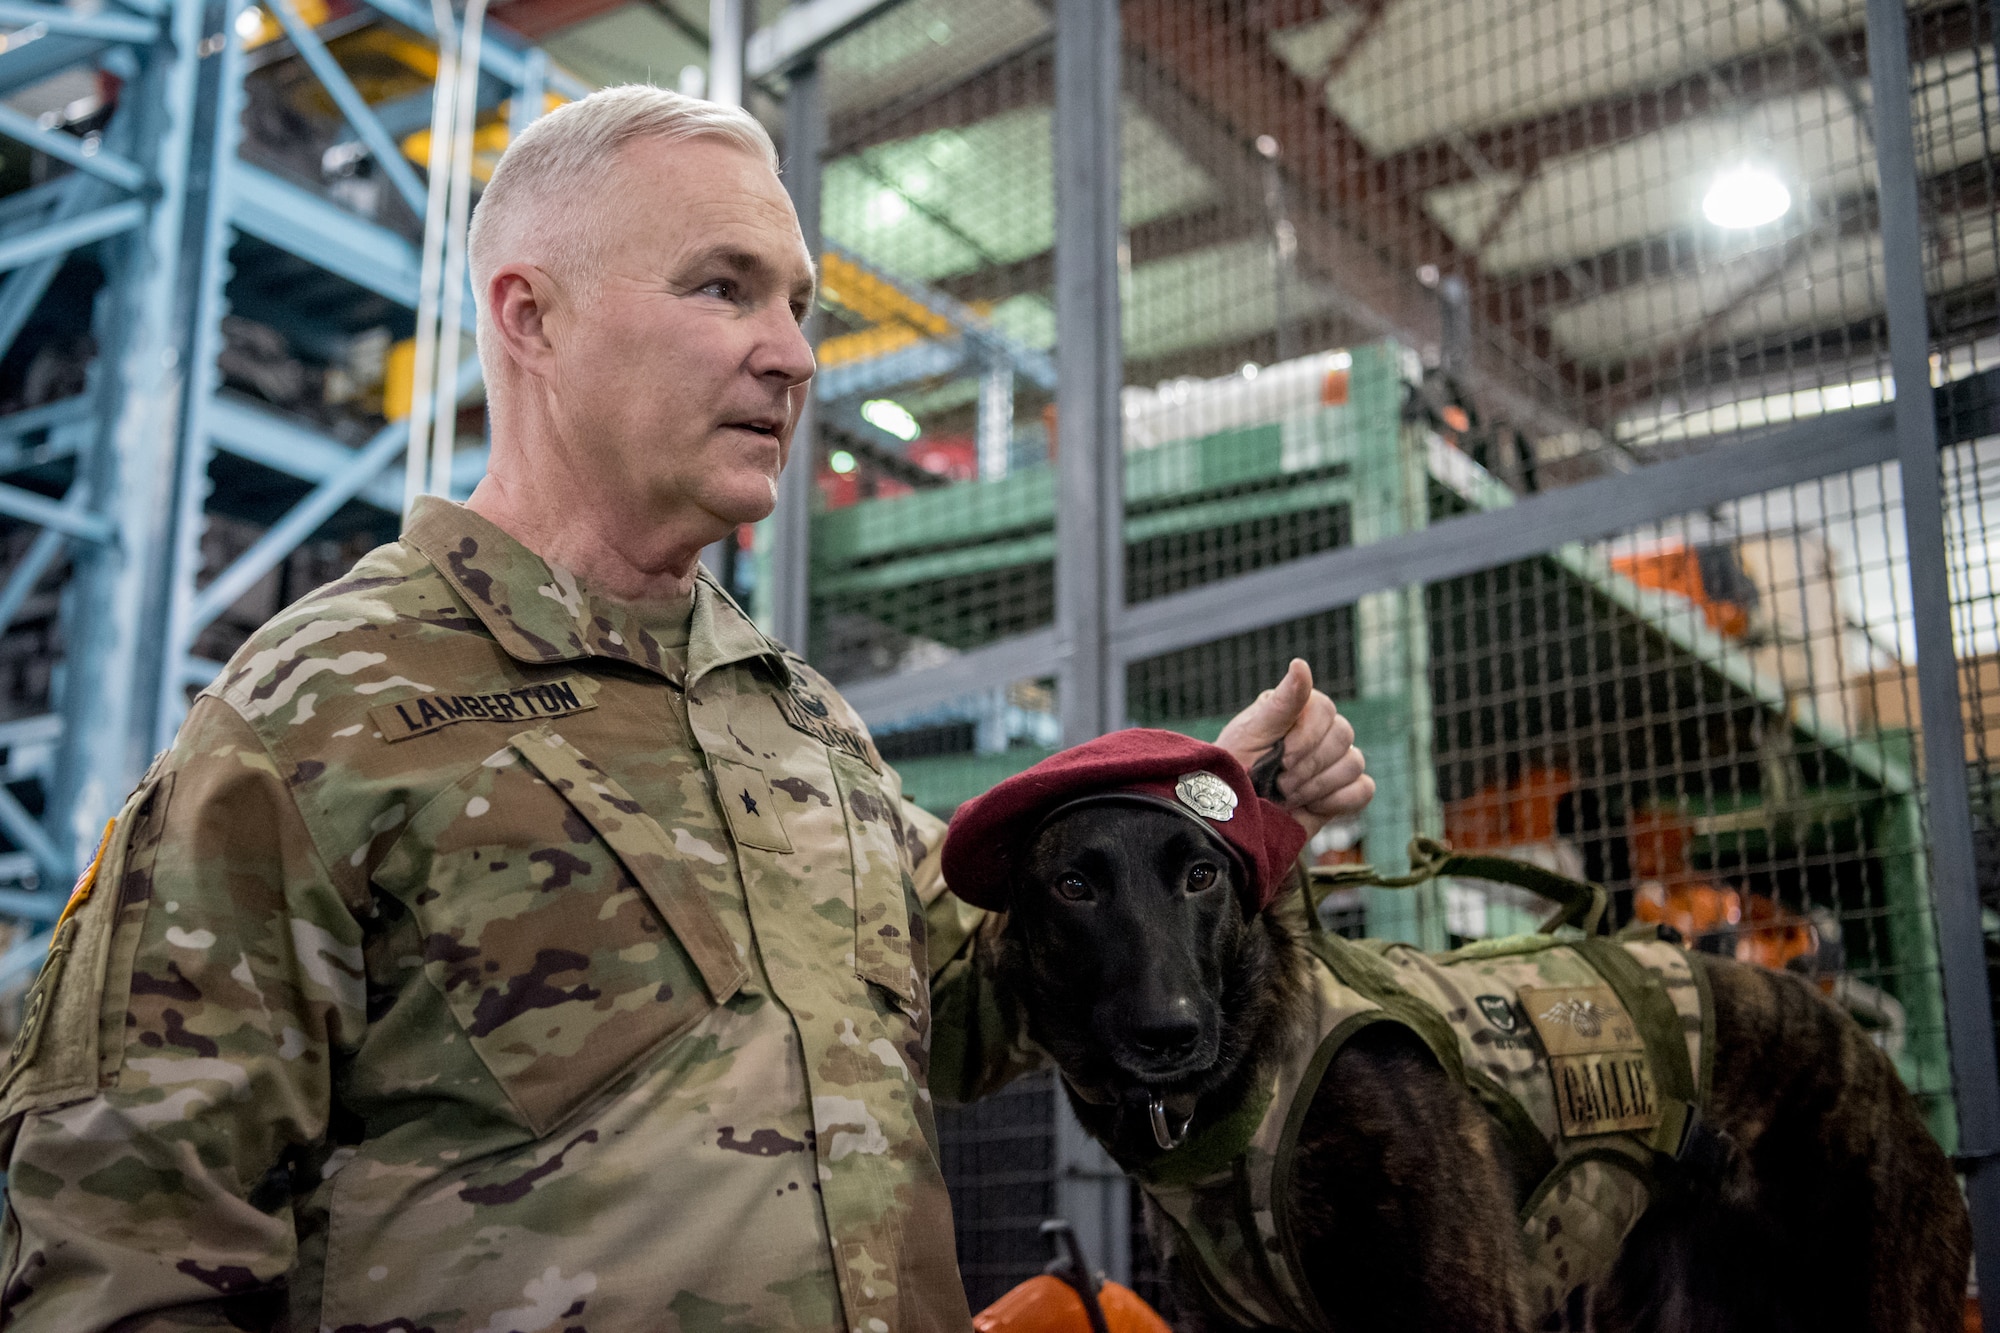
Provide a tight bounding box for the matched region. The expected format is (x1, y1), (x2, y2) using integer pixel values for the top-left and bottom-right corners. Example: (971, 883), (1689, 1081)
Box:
(369, 676), (596, 743)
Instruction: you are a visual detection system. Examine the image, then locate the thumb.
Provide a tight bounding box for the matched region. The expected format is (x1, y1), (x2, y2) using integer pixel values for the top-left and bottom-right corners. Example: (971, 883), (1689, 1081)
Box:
(1247, 659), (1313, 738)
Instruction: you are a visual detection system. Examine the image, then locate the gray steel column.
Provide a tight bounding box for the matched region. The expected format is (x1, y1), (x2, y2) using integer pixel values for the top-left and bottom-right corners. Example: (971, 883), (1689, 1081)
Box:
(698, 0), (750, 586)
(1054, 0), (1123, 746)
(708, 0), (747, 107)
(1052, 0), (1130, 1282)
(769, 52), (823, 653)
(977, 353), (1014, 481)
(1866, 0), (2000, 1321)
(1055, 1095), (1130, 1287)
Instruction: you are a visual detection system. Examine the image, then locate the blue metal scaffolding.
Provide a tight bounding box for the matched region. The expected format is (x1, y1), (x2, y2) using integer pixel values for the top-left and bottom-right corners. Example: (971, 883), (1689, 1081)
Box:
(0, 0), (583, 986)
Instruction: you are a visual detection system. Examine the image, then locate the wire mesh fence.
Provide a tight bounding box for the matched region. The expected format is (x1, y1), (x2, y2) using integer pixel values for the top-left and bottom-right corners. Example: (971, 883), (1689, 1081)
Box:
(793, 0), (2000, 1306)
(801, 2), (1060, 695)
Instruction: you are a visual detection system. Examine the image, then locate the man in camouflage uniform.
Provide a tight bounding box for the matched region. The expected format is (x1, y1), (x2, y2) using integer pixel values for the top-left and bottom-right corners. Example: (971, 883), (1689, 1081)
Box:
(0, 87), (1374, 1330)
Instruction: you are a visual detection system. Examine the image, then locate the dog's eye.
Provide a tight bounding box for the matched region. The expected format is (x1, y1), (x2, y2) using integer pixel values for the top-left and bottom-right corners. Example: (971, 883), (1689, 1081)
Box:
(1054, 873), (1091, 902)
(1187, 864), (1218, 892)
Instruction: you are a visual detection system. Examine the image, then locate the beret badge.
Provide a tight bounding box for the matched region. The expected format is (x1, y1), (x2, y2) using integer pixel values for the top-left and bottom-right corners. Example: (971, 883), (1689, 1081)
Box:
(1175, 771), (1238, 822)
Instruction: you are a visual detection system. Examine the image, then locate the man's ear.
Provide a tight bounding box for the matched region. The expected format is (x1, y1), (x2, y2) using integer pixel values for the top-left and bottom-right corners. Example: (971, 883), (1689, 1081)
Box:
(487, 263), (560, 379)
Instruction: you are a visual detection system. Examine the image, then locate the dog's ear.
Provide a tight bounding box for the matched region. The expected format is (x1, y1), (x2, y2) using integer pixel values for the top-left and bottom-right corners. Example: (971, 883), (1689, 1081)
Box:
(1248, 739), (1285, 803)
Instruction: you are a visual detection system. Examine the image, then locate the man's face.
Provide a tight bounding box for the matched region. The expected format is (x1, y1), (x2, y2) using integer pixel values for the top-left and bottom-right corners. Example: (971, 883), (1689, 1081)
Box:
(543, 136), (816, 539)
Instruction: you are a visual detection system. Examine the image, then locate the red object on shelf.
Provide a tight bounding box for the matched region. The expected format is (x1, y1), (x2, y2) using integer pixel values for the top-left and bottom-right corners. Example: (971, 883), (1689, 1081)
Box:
(1314, 844), (1365, 867)
(1626, 806), (1697, 883)
(911, 436), (978, 481)
(1443, 767), (1573, 850)
(817, 467), (860, 509)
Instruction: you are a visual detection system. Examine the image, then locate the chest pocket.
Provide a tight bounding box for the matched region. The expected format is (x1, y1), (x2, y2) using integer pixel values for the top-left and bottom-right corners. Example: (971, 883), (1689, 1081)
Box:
(830, 751), (920, 1009)
(374, 728), (746, 1136)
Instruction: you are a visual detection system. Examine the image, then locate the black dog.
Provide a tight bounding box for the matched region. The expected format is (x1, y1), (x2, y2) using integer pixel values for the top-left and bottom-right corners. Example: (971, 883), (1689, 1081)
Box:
(993, 800), (1972, 1332)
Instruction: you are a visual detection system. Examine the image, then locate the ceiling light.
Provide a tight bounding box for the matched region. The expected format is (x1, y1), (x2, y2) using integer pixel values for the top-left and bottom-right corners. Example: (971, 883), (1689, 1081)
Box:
(1702, 164), (1791, 229)
(865, 188), (908, 228)
(862, 399), (920, 441)
(829, 450), (857, 474)
(235, 6), (265, 39)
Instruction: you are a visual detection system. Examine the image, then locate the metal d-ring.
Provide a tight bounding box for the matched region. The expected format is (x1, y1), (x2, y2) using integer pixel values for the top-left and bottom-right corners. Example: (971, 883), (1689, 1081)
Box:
(1149, 1096), (1190, 1151)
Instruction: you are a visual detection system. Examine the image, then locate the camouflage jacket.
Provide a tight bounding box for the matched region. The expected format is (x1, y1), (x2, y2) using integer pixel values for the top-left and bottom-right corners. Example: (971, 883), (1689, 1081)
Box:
(0, 497), (977, 1332)
(1128, 927), (1707, 1329)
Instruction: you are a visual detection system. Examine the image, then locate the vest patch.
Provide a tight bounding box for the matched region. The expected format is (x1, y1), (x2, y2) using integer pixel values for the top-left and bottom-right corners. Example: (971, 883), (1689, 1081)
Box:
(370, 677), (595, 742)
(1520, 984), (1659, 1137)
(1477, 994), (1519, 1032)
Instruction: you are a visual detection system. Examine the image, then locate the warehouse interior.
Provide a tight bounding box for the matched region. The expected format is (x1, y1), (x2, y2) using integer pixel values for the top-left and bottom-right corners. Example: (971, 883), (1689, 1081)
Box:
(0, 0), (1990, 1313)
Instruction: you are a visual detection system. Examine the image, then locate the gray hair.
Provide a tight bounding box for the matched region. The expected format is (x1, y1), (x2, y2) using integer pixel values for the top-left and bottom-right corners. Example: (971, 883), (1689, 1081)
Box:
(468, 84), (781, 377)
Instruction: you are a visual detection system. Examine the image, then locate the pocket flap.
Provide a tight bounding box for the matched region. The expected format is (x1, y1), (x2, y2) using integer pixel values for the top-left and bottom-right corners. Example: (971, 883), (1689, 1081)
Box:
(512, 728), (747, 1004)
(830, 751), (919, 1005)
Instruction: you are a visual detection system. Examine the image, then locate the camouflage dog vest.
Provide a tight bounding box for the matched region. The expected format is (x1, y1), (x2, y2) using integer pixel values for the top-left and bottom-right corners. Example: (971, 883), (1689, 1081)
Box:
(1122, 841), (1713, 1329)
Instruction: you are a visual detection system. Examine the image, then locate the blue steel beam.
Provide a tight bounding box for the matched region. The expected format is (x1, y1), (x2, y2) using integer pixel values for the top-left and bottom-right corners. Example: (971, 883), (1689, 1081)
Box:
(0, 486), (83, 634)
(0, 104), (146, 192)
(0, 887), (60, 920)
(206, 393), (407, 509)
(0, 177), (68, 231)
(0, 3), (157, 42)
(0, 395), (92, 452)
(0, 526), (68, 633)
(0, 418), (85, 474)
(0, 781), (65, 885)
(0, 480), (111, 541)
(0, 127), (131, 360)
(0, 199), (146, 274)
(229, 162), (477, 321)
(192, 357), (481, 633)
(153, 0), (252, 751)
(0, 33), (110, 96)
(269, 0), (427, 218)
(49, 0), (214, 872)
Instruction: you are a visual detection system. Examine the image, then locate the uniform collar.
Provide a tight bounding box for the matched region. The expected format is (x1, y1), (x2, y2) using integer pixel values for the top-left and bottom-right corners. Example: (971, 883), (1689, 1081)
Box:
(404, 496), (791, 688)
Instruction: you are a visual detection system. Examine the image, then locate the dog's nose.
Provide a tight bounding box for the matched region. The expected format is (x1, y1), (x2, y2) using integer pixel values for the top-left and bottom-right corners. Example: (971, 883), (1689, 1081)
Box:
(1129, 1013), (1202, 1061)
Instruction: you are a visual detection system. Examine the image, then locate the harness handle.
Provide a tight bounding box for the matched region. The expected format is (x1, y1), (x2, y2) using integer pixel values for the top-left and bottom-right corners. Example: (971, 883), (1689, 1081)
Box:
(1305, 836), (1609, 936)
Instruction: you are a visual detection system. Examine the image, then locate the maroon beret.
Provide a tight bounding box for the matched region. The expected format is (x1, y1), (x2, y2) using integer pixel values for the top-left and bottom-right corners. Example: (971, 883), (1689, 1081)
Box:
(942, 727), (1311, 915)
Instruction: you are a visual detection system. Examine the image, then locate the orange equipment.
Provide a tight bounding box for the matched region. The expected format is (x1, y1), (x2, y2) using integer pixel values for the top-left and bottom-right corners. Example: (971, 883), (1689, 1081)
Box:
(973, 1275), (1174, 1333)
(1442, 766), (1573, 852)
(1628, 806), (1821, 974)
(1609, 541), (1754, 639)
(972, 1220), (1175, 1333)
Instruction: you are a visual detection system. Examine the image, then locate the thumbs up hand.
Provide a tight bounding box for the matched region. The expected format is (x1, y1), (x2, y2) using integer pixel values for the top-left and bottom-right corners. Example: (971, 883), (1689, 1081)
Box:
(1215, 658), (1375, 838)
